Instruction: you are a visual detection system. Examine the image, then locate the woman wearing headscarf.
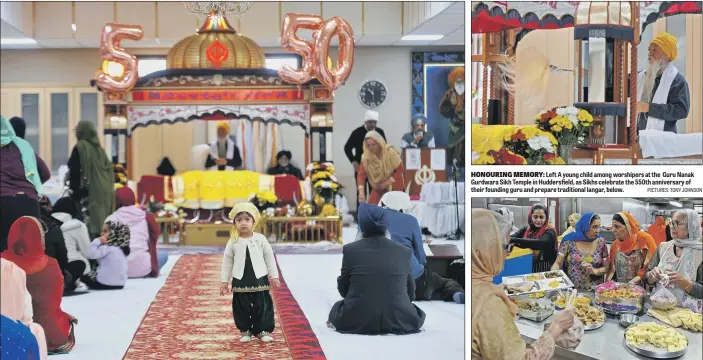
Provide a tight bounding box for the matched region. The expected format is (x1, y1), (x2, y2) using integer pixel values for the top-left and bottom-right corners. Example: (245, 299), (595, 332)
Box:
(267, 150), (304, 180)
(607, 212), (658, 286)
(648, 216), (668, 246)
(0, 217), (77, 354)
(51, 197), (91, 280)
(551, 213), (609, 291)
(81, 220), (130, 290)
(67, 120), (114, 239)
(0, 116), (51, 252)
(107, 187), (167, 278)
(356, 131), (405, 205)
(645, 209), (702, 307)
(329, 203), (425, 335)
(510, 204), (558, 273)
(1, 258), (48, 360)
(472, 209), (574, 359)
(558, 213), (582, 248)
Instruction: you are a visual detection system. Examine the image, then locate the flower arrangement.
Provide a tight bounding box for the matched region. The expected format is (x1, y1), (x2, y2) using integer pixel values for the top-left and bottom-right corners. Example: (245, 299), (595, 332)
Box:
(305, 161), (343, 215)
(113, 164), (128, 187)
(248, 191), (279, 211)
(534, 106), (594, 161)
(471, 124), (565, 165)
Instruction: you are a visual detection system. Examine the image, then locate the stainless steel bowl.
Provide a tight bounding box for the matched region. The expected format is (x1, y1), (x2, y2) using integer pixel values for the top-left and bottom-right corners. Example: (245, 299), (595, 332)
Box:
(620, 313), (639, 328)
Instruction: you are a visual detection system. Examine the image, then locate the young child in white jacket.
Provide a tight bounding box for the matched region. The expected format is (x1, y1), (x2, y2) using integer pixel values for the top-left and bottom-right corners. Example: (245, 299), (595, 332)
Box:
(220, 202), (280, 343)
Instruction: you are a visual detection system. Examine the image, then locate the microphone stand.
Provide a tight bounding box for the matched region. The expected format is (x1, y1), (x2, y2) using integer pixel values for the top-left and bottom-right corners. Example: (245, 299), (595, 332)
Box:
(446, 160), (463, 240)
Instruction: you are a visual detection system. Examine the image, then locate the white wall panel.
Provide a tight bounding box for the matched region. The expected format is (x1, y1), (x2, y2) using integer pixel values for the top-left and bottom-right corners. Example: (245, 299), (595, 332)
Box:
(35, 2), (72, 39)
(116, 2), (156, 40)
(240, 2), (280, 41)
(157, 2), (196, 42)
(75, 2), (114, 43)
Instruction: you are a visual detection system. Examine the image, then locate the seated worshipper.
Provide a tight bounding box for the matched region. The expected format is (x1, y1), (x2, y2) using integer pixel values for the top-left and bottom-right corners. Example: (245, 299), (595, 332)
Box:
(551, 213), (609, 292)
(328, 203), (426, 335)
(356, 131), (405, 205)
(1, 315), (42, 360)
(400, 115), (436, 149)
(510, 204), (558, 273)
(472, 209), (574, 359)
(1, 258), (48, 360)
(380, 191), (464, 303)
(51, 198), (91, 280)
(38, 196), (86, 293)
(0, 217), (77, 354)
(607, 212), (658, 285)
(82, 220), (130, 290)
(632, 32), (690, 133)
(267, 150), (304, 180)
(108, 187), (167, 278)
(156, 157), (176, 176)
(205, 121), (242, 171)
(645, 209), (702, 305)
(649, 216), (668, 246)
(1, 116), (51, 252)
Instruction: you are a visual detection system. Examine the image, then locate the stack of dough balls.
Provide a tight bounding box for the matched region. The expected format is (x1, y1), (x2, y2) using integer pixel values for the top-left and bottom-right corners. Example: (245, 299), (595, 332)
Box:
(625, 322), (688, 352)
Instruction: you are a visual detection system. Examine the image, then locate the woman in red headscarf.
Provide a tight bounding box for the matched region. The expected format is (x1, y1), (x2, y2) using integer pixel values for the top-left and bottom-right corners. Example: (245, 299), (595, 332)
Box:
(510, 204), (558, 273)
(106, 187), (165, 278)
(0, 216), (76, 354)
(648, 216), (668, 246)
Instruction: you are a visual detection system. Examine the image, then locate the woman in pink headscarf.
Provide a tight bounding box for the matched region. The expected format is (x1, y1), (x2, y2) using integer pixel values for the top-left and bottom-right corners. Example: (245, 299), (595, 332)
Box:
(106, 187), (167, 278)
(1, 258), (48, 359)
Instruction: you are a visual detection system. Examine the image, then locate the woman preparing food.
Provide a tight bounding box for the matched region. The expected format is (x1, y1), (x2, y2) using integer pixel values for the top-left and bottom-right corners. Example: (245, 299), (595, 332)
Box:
(645, 209), (702, 310)
(607, 212), (658, 286)
(472, 209), (574, 360)
(551, 213), (609, 291)
(511, 204), (558, 273)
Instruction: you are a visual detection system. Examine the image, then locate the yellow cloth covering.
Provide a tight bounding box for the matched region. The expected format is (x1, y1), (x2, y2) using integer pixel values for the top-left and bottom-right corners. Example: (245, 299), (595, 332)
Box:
(224, 170), (261, 207)
(175, 171), (204, 209)
(200, 171), (225, 209)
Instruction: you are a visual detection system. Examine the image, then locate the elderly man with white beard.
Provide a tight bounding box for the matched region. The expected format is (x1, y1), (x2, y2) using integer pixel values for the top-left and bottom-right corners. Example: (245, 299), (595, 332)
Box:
(633, 32), (691, 134)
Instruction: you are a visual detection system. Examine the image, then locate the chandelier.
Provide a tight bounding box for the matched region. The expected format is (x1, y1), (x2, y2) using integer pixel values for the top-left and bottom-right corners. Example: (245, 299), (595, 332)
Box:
(183, 1), (254, 17)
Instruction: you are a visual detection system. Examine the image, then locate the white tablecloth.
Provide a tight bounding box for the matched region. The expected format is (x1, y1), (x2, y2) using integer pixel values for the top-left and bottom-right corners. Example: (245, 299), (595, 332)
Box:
(420, 182), (465, 205)
(408, 201), (465, 237)
(639, 130), (703, 159)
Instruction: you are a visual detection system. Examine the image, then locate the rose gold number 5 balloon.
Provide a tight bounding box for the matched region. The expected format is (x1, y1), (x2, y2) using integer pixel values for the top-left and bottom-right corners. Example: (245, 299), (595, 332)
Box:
(278, 14), (324, 85)
(96, 23), (143, 93)
(313, 17), (355, 92)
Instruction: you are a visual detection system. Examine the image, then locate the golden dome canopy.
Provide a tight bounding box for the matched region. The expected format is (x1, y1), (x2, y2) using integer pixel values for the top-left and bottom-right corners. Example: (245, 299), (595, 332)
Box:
(166, 11), (265, 69)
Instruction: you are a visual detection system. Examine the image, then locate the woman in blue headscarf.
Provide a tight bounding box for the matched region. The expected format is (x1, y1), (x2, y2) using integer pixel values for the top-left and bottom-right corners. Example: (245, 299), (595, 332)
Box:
(1, 314), (41, 360)
(328, 203), (425, 335)
(551, 213), (610, 291)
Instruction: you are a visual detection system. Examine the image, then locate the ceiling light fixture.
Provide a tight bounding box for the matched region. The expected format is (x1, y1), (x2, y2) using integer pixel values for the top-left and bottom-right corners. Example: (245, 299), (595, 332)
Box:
(401, 34), (444, 41)
(1, 38), (38, 45)
(670, 200), (682, 207)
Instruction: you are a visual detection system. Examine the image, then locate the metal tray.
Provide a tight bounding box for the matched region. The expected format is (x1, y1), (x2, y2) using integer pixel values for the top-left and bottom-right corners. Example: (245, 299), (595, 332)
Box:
(505, 281), (542, 296)
(584, 319), (605, 331)
(623, 324), (688, 359)
(516, 299), (555, 322)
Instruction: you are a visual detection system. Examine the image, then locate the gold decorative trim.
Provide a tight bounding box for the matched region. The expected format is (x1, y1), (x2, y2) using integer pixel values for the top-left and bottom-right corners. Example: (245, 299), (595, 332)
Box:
(232, 284), (271, 293)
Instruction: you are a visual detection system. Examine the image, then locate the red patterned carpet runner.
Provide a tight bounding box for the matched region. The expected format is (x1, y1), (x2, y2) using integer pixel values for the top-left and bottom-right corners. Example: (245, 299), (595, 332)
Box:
(123, 254), (325, 359)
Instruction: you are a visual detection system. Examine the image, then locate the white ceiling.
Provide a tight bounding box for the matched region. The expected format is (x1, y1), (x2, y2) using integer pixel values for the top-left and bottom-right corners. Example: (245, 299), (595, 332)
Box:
(0, 1), (465, 50)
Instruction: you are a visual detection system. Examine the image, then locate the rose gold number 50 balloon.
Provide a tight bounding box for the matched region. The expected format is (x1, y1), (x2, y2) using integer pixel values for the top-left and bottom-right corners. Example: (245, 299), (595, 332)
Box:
(96, 24), (143, 93)
(278, 14), (355, 92)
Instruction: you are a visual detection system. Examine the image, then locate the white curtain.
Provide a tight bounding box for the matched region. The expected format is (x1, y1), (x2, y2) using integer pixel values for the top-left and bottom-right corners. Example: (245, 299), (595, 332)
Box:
(233, 120), (283, 172)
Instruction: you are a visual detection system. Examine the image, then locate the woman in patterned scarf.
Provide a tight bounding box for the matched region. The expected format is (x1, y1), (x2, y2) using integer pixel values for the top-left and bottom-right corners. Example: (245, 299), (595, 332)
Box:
(0, 216), (77, 354)
(356, 131), (405, 205)
(510, 204), (558, 272)
(81, 220), (130, 290)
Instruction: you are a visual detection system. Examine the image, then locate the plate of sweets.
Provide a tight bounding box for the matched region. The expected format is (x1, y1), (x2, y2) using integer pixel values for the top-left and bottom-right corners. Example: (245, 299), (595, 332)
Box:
(595, 281), (645, 315)
(551, 294), (591, 309)
(624, 322), (688, 358)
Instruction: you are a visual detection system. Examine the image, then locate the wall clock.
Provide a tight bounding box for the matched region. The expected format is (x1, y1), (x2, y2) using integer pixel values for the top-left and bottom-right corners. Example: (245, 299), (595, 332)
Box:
(358, 80), (387, 109)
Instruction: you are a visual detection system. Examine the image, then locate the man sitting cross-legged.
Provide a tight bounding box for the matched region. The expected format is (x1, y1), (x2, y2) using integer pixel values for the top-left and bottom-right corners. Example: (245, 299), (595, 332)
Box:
(380, 191), (465, 304)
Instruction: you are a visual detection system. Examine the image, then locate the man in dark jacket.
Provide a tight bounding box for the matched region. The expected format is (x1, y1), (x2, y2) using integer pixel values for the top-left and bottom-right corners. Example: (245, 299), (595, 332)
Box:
(343, 110), (386, 210)
(380, 191), (464, 304)
(328, 203), (425, 335)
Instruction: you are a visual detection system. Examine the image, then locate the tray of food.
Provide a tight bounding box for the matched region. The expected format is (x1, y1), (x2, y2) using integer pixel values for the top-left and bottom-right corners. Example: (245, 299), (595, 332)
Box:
(505, 281), (540, 295)
(647, 308), (703, 332)
(524, 273), (544, 281)
(596, 281), (645, 315)
(573, 302), (606, 330)
(512, 298), (555, 322)
(624, 322), (688, 359)
(551, 293), (591, 309)
(503, 275), (528, 286)
(538, 277), (573, 291)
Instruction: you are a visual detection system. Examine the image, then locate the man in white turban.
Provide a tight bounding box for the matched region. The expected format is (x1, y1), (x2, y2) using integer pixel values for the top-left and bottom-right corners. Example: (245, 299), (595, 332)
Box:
(634, 32), (690, 133)
(344, 110), (387, 210)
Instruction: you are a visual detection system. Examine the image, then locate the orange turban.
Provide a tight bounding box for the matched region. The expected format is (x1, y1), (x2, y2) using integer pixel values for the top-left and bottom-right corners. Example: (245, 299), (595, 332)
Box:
(448, 67), (465, 88)
(651, 32), (678, 61)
